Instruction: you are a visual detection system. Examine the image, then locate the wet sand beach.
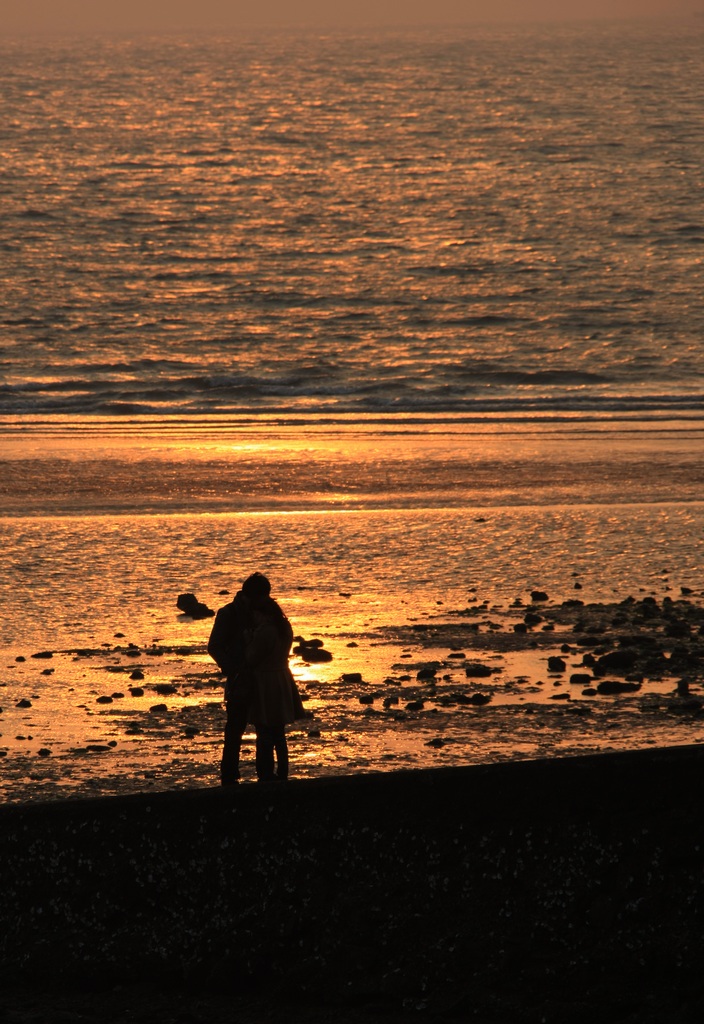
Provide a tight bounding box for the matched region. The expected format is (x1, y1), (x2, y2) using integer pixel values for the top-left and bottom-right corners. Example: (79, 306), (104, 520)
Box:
(2, 587), (704, 803)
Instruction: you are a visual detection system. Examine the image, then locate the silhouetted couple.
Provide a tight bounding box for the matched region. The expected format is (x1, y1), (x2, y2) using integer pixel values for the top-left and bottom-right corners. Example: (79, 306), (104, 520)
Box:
(208, 572), (305, 784)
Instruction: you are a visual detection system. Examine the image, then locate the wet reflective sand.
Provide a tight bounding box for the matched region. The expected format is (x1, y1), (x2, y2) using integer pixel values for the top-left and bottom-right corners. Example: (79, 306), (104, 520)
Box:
(3, 587), (703, 802)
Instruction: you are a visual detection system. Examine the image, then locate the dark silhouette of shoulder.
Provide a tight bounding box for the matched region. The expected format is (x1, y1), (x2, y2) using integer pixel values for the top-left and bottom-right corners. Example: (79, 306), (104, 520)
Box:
(207, 591), (252, 678)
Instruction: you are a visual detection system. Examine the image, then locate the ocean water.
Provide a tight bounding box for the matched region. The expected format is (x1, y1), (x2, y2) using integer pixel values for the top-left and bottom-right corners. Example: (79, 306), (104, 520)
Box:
(1, 20), (703, 419)
(1, 21), (704, 796)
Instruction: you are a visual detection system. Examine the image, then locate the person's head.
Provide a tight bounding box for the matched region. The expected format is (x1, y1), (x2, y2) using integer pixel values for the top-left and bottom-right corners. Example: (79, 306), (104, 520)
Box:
(241, 571), (271, 609)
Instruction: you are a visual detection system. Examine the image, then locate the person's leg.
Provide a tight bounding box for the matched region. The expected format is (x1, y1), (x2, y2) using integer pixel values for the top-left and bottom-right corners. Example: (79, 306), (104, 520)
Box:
(273, 728), (289, 780)
(255, 725), (276, 781)
(221, 695), (248, 784)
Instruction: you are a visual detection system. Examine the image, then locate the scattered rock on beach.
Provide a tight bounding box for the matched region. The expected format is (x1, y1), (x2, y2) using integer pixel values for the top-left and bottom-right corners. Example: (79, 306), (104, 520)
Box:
(176, 593), (214, 620)
(468, 693), (492, 705)
(16, 699), (32, 708)
(596, 650), (638, 674)
(417, 667), (437, 680)
(548, 657), (567, 673)
(30, 651), (53, 659)
(465, 663), (493, 678)
(294, 638), (333, 662)
(531, 591), (549, 602)
(130, 669), (144, 681)
(596, 680), (641, 695)
(96, 695), (113, 704)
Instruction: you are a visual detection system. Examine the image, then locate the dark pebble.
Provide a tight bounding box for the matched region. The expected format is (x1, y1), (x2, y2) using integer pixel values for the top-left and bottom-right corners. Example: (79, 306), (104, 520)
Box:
(548, 657), (567, 672)
(597, 650), (638, 673)
(295, 646), (333, 663)
(596, 679), (642, 695)
(96, 695), (113, 704)
(531, 591), (549, 602)
(465, 663), (493, 678)
(342, 672), (363, 683)
(150, 703), (168, 712)
(129, 687), (145, 697)
(176, 593), (215, 619)
(16, 699), (32, 708)
(37, 748), (51, 757)
(130, 669), (145, 681)
(417, 667), (437, 680)
(31, 651), (53, 659)
(359, 694), (375, 705)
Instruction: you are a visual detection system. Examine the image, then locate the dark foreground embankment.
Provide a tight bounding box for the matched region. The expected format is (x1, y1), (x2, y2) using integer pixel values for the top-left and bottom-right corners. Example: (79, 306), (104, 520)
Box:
(3, 746), (704, 1022)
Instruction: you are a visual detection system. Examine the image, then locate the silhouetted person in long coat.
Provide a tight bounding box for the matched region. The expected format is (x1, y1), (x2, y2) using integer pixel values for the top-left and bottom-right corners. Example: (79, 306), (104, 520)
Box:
(208, 572), (271, 784)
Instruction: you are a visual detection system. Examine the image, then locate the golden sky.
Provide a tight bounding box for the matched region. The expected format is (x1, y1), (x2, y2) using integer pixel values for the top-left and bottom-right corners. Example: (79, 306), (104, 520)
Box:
(4, 0), (702, 34)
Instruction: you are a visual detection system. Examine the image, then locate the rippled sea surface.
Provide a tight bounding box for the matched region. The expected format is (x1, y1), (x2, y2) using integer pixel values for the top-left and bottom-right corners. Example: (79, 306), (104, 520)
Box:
(1, 20), (703, 417)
